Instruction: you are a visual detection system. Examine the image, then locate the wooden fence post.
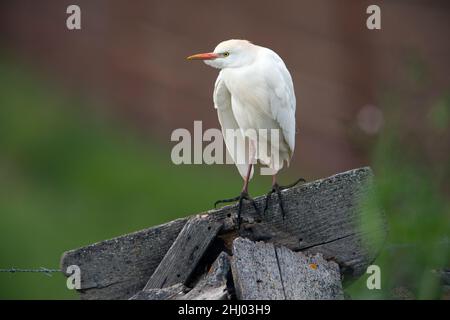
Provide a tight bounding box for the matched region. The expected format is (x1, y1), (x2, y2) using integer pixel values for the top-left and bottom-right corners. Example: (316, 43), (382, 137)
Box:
(60, 167), (386, 300)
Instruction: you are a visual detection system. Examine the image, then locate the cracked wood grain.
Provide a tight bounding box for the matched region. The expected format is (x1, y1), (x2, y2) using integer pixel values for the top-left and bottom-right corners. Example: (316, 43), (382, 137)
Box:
(143, 215), (222, 290)
(231, 237), (344, 300)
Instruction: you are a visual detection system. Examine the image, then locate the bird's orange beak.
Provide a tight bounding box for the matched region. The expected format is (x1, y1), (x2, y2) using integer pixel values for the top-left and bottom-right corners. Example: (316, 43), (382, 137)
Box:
(186, 52), (219, 60)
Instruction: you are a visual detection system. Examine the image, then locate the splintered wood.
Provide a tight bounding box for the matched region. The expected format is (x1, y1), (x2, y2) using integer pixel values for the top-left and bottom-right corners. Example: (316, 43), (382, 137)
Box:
(143, 215), (221, 290)
(60, 167), (386, 300)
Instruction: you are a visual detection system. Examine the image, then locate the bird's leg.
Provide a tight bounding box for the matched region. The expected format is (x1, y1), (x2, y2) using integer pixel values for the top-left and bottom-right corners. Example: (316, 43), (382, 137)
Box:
(236, 165), (260, 228)
(214, 140), (260, 228)
(214, 164), (260, 228)
(214, 164), (252, 207)
(264, 175), (306, 218)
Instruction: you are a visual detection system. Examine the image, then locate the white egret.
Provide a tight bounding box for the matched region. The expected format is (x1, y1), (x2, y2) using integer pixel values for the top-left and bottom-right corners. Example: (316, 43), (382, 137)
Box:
(187, 39), (303, 225)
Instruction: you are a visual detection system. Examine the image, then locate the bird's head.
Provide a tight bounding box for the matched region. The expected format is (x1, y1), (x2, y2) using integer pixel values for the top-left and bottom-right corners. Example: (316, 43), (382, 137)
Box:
(187, 39), (257, 69)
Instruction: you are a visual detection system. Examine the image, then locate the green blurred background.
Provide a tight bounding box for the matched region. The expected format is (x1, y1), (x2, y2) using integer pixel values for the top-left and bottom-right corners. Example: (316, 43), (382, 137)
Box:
(0, 0), (449, 299)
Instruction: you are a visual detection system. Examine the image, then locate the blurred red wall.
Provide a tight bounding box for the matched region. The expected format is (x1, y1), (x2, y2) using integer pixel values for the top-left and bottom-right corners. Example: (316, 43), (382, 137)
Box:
(1, 0), (449, 177)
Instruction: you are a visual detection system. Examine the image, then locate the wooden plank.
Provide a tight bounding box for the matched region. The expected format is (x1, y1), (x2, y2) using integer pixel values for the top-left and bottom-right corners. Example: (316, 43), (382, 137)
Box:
(231, 238), (285, 300)
(131, 252), (231, 300)
(180, 251), (231, 300)
(129, 283), (186, 300)
(231, 237), (343, 300)
(60, 218), (188, 300)
(275, 245), (343, 300)
(234, 166), (386, 280)
(144, 215), (222, 290)
(61, 167), (386, 299)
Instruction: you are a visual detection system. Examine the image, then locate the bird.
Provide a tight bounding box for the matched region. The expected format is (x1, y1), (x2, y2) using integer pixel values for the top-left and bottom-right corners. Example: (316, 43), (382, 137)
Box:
(187, 39), (304, 226)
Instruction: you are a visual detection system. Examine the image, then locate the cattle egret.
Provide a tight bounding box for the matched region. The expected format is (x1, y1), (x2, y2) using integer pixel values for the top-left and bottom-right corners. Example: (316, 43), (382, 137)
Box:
(187, 39), (304, 226)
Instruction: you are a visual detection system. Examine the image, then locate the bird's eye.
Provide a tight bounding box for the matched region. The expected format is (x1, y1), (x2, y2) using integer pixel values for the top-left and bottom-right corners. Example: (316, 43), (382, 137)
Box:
(223, 52), (230, 57)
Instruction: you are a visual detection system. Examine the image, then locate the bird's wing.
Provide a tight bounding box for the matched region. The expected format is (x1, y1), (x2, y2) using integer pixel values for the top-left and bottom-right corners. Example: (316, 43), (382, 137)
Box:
(214, 72), (252, 179)
(264, 49), (296, 156)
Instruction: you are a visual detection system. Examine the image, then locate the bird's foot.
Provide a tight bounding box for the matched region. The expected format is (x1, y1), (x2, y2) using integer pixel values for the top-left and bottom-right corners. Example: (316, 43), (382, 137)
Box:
(264, 177), (306, 218)
(214, 192), (260, 229)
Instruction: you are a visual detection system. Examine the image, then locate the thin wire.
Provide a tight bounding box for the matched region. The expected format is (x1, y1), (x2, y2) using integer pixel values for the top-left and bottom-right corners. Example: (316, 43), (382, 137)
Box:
(0, 267), (61, 277)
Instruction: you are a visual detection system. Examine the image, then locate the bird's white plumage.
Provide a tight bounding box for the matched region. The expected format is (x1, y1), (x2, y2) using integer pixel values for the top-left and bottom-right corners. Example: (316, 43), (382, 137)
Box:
(214, 74), (253, 179)
(210, 40), (296, 179)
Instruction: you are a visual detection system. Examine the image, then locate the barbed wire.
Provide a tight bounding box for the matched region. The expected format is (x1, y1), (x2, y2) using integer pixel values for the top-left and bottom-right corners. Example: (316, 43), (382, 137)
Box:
(0, 267), (61, 277)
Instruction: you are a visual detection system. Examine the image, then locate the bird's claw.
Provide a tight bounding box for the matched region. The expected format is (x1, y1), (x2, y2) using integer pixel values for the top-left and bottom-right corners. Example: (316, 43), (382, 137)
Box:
(214, 195), (241, 208)
(282, 177), (306, 189)
(214, 191), (260, 229)
(264, 184), (286, 218)
(264, 177), (306, 218)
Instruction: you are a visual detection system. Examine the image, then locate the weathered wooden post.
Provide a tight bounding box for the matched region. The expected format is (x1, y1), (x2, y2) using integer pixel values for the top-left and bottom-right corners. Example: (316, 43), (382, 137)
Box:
(231, 238), (344, 300)
(60, 167), (386, 300)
